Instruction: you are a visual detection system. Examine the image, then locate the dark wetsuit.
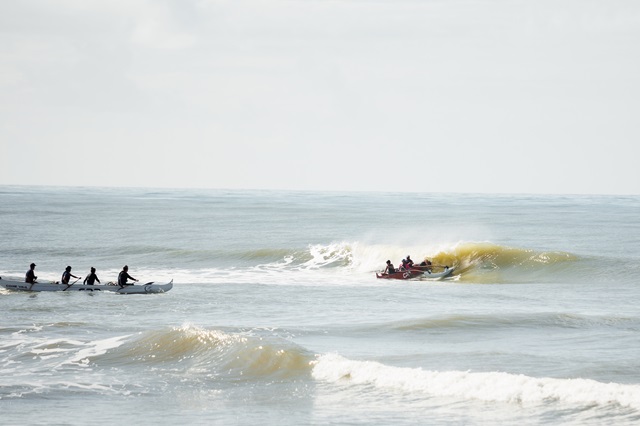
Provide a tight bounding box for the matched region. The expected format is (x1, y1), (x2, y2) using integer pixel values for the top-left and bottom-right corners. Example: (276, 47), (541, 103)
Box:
(25, 269), (36, 284)
(84, 273), (100, 285)
(118, 271), (135, 286)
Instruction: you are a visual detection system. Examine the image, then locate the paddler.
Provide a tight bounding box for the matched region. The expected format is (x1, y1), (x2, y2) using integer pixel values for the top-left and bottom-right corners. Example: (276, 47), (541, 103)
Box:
(406, 255), (414, 267)
(83, 267), (101, 286)
(61, 266), (81, 285)
(118, 265), (139, 287)
(384, 260), (396, 274)
(400, 257), (413, 270)
(418, 258), (433, 272)
(25, 263), (38, 284)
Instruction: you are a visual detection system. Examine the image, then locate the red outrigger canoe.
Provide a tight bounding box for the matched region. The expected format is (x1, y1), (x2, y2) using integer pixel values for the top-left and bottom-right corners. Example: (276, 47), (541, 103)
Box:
(375, 270), (422, 280)
(376, 265), (455, 280)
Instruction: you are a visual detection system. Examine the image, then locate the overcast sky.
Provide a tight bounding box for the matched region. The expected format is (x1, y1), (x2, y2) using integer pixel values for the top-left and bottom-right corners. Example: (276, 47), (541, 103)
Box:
(1, 0), (639, 194)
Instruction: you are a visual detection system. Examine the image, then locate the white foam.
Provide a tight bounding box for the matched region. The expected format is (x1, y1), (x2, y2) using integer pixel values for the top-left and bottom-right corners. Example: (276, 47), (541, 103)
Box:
(66, 335), (132, 365)
(312, 353), (640, 410)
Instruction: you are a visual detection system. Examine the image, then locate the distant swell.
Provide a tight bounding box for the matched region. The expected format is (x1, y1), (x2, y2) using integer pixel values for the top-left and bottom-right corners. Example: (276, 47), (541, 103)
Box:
(312, 354), (640, 410)
(378, 312), (640, 333)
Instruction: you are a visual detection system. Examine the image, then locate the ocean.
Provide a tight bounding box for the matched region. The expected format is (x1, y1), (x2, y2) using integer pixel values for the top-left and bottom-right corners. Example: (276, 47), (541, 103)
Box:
(1, 186), (639, 425)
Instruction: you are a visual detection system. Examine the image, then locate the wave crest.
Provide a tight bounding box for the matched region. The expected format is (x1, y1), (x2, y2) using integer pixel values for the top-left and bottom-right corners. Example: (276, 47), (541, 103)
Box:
(312, 353), (640, 410)
(94, 325), (313, 380)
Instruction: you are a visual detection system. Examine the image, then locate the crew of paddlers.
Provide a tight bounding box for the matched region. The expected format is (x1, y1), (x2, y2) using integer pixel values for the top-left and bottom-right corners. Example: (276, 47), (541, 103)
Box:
(25, 263), (139, 287)
(383, 255), (432, 274)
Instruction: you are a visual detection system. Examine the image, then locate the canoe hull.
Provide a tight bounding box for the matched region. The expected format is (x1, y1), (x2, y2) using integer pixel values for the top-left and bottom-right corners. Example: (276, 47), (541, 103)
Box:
(376, 271), (421, 280)
(0, 279), (173, 294)
(376, 267), (455, 280)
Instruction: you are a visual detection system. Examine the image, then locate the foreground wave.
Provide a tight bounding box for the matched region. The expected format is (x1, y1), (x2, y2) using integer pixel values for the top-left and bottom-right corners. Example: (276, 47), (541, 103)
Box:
(85, 325), (640, 411)
(312, 353), (640, 411)
(4, 323), (640, 418)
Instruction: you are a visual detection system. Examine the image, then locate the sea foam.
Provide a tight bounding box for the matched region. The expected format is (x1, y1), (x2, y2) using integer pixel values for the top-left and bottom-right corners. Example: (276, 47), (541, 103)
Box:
(312, 353), (640, 410)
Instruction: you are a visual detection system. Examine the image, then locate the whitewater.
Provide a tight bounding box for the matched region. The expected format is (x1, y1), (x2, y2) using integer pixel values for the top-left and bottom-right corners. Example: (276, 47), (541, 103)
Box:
(1, 186), (639, 425)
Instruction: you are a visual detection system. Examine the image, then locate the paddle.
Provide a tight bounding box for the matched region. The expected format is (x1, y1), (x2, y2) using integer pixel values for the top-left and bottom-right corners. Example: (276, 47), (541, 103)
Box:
(63, 277), (81, 291)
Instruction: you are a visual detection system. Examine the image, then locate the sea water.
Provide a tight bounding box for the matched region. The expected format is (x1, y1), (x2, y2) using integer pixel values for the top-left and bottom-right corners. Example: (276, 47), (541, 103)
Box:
(1, 186), (639, 425)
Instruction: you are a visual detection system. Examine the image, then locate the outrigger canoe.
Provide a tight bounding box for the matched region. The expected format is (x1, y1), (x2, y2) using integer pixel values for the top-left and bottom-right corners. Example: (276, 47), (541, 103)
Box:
(0, 278), (173, 294)
(376, 266), (454, 280)
(376, 270), (422, 280)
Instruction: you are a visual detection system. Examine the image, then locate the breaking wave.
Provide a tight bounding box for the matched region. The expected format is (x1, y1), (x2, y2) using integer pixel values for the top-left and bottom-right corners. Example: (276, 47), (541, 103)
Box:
(5, 323), (640, 416)
(70, 325), (640, 411)
(185, 240), (585, 284)
(91, 325), (314, 381)
(312, 353), (640, 411)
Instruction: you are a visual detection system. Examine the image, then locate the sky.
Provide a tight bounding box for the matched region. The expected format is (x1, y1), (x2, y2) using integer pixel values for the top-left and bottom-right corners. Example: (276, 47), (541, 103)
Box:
(1, 0), (639, 194)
